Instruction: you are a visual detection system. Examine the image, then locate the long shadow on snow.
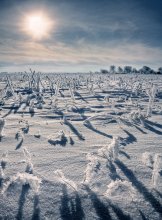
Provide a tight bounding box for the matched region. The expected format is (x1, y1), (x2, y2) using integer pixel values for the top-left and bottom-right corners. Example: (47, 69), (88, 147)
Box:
(120, 129), (137, 146)
(144, 121), (162, 135)
(119, 118), (147, 134)
(13, 103), (25, 114)
(145, 120), (162, 129)
(15, 132), (24, 150)
(85, 186), (131, 220)
(2, 103), (15, 118)
(115, 160), (162, 217)
(106, 161), (121, 181)
(0, 178), (3, 188)
(59, 90), (65, 97)
(16, 184), (30, 220)
(109, 202), (131, 220)
(15, 139), (24, 150)
(60, 185), (85, 220)
(119, 150), (131, 159)
(84, 186), (112, 220)
(138, 210), (148, 220)
(32, 194), (40, 220)
(74, 91), (88, 103)
(64, 120), (85, 141)
(154, 189), (162, 199)
(84, 120), (112, 139)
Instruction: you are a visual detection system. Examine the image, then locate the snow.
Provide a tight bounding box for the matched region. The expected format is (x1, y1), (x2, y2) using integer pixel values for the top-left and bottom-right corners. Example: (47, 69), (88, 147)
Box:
(0, 72), (162, 219)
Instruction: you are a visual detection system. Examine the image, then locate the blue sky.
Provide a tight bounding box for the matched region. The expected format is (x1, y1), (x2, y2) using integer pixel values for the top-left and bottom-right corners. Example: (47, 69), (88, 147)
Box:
(0, 0), (162, 72)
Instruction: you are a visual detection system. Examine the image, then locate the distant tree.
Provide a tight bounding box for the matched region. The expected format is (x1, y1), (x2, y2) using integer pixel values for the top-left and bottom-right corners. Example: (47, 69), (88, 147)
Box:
(101, 69), (109, 74)
(132, 68), (138, 73)
(157, 67), (162, 74)
(140, 66), (155, 74)
(117, 66), (123, 74)
(124, 66), (132, 74)
(110, 65), (116, 74)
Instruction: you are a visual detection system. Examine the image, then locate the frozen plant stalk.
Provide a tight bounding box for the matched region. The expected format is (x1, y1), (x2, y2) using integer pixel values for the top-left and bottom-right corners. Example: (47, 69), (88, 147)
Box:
(0, 118), (5, 137)
(0, 165), (5, 179)
(83, 153), (100, 184)
(23, 148), (34, 174)
(146, 84), (158, 117)
(54, 169), (77, 191)
(98, 136), (120, 161)
(142, 152), (154, 168)
(152, 154), (162, 188)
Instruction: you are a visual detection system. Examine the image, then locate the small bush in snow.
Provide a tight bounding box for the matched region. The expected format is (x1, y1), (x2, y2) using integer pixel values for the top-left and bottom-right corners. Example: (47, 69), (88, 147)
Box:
(105, 180), (136, 200)
(98, 137), (120, 161)
(1, 172), (41, 195)
(48, 130), (67, 146)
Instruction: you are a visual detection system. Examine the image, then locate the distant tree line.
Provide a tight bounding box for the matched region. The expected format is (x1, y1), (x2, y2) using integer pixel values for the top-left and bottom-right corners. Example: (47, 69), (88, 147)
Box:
(100, 66), (162, 74)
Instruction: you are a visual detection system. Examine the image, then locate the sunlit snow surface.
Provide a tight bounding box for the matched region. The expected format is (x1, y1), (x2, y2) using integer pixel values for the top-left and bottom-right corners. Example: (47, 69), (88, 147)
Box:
(0, 72), (162, 220)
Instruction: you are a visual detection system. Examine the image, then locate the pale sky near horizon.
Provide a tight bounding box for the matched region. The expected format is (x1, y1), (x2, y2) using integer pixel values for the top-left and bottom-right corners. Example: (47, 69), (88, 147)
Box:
(0, 0), (162, 72)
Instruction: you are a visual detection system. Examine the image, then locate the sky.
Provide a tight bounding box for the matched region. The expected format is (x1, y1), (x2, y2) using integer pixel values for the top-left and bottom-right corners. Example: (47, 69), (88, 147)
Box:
(0, 0), (162, 72)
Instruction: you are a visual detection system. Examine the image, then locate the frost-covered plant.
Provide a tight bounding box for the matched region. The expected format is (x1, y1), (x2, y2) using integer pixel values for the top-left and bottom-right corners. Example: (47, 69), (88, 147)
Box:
(152, 154), (162, 188)
(69, 86), (75, 103)
(146, 84), (158, 117)
(48, 130), (67, 146)
(54, 169), (77, 191)
(1, 151), (8, 169)
(0, 165), (5, 179)
(1, 172), (41, 195)
(142, 152), (154, 168)
(15, 130), (24, 149)
(51, 97), (58, 110)
(19, 119), (29, 134)
(23, 147), (34, 174)
(25, 95), (31, 106)
(98, 137), (120, 161)
(128, 109), (145, 126)
(18, 93), (23, 103)
(34, 130), (41, 138)
(104, 95), (109, 103)
(83, 153), (100, 184)
(37, 103), (43, 109)
(0, 118), (5, 137)
(29, 100), (35, 113)
(105, 180), (136, 200)
(89, 83), (94, 95)
(63, 116), (68, 125)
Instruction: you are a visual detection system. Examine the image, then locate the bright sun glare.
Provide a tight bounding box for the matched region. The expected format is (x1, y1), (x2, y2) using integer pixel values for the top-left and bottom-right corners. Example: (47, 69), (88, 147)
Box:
(24, 13), (53, 40)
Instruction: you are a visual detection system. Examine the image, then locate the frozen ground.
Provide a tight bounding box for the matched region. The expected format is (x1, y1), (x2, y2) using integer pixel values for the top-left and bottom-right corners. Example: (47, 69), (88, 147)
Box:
(0, 73), (162, 220)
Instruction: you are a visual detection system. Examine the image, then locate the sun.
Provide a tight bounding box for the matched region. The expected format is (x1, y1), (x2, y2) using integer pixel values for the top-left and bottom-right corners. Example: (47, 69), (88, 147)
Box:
(24, 12), (53, 40)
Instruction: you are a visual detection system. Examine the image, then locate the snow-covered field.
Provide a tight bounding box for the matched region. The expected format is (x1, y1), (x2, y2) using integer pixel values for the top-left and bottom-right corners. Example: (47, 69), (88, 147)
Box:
(0, 72), (162, 220)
